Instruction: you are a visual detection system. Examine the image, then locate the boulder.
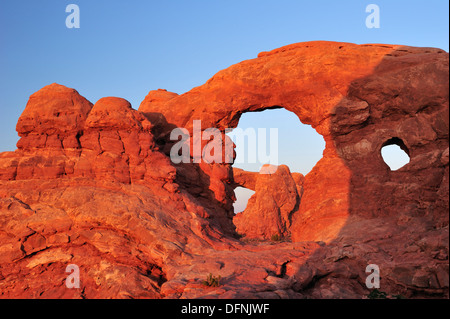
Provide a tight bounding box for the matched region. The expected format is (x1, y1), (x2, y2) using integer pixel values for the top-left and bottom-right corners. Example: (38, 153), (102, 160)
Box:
(233, 165), (303, 239)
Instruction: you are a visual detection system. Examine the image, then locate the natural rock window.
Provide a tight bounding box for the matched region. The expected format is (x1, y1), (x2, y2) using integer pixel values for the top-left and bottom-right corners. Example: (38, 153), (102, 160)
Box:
(229, 108), (325, 214)
(233, 187), (255, 213)
(381, 137), (410, 171)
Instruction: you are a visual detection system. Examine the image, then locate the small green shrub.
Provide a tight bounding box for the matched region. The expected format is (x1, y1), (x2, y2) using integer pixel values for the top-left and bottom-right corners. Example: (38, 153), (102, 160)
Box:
(270, 234), (281, 242)
(367, 289), (388, 299)
(367, 289), (406, 299)
(203, 273), (221, 287)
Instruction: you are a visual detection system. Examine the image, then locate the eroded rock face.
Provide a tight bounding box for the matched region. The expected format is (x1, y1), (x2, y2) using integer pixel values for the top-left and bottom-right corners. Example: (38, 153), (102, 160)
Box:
(0, 41), (448, 299)
(0, 84), (236, 298)
(16, 83), (93, 151)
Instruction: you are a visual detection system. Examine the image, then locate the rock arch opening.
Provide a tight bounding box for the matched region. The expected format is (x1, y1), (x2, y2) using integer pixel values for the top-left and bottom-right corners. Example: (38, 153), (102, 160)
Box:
(228, 108), (325, 214)
(381, 137), (410, 171)
(233, 187), (255, 213)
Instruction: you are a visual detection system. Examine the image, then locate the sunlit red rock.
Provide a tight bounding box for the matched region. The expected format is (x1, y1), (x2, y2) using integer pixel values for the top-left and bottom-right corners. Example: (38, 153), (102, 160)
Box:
(233, 165), (303, 240)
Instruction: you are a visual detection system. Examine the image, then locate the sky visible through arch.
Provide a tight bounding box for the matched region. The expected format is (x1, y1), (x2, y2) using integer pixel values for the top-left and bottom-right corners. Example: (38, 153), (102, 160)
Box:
(230, 109), (326, 212)
(0, 1), (448, 211)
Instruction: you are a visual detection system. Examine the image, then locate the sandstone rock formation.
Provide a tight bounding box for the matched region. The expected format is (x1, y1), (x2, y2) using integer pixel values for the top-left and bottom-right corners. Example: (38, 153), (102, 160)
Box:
(0, 41), (448, 299)
(233, 165), (304, 240)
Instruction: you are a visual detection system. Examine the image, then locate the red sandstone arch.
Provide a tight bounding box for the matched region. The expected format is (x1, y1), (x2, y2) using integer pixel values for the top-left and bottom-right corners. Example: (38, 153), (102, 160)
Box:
(139, 41), (449, 242)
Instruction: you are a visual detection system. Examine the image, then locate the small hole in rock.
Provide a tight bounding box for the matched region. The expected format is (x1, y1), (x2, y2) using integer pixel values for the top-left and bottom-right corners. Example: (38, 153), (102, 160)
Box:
(381, 137), (410, 171)
(233, 187), (255, 213)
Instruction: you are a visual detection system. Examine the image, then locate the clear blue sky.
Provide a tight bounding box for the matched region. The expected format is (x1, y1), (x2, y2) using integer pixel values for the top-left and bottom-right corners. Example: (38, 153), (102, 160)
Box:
(0, 1), (448, 212)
